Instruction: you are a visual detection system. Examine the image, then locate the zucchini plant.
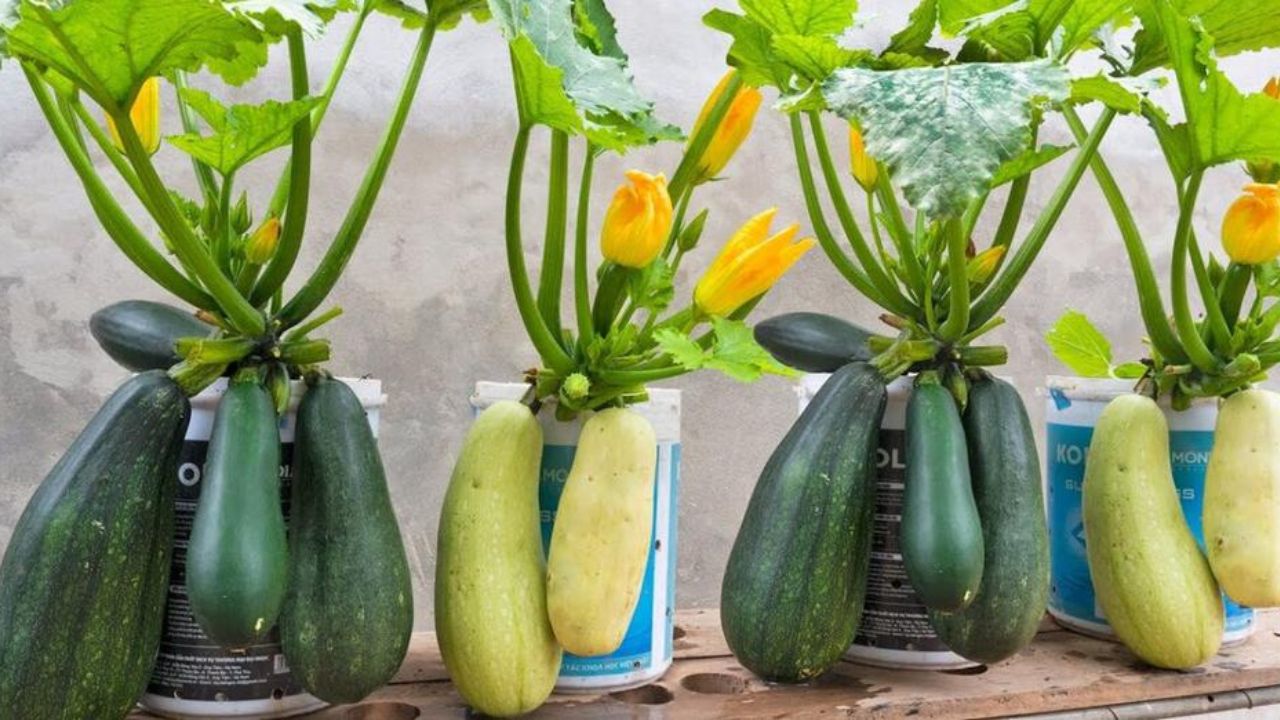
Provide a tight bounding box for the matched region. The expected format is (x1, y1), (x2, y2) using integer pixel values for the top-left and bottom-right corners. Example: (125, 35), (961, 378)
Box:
(707, 0), (1140, 674)
(435, 0), (816, 714)
(1045, 0), (1280, 669)
(0, 0), (479, 711)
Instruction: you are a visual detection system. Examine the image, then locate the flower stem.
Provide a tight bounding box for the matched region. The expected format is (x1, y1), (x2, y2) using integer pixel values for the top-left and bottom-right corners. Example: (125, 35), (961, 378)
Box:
(1171, 171), (1220, 372)
(537, 129), (571, 343)
(669, 71), (742, 199)
(574, 147), (598, 347)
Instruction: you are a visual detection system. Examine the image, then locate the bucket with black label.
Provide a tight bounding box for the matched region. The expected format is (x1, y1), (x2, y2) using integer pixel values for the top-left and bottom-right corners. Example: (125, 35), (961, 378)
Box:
(798, 374), (977, 670)
(471, 382), (680, 692)
(140, 377), (386, 719)
(1044, 376), (1254, 646)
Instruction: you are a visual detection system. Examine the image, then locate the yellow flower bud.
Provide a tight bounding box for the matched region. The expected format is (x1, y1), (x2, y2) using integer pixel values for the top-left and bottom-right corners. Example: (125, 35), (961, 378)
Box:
(1266, 77), (1280, 100)
(244, 217), (282, 265)
(601, 170), (673, 269)
(849, 124), (878, 192)
(694, 208), (816, 317)
(690, 71), (763, 182)
(1222, 183), (1280, 265)
(106, 77), (162, 156)
(967, 246), (1007, 286)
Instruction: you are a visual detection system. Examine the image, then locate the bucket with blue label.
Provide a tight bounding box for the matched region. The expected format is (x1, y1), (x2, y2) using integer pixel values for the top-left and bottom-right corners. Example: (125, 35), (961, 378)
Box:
(1044, 376), (1254, 646)
(471, 382), (680, 692)
(799, 374), (977, 670)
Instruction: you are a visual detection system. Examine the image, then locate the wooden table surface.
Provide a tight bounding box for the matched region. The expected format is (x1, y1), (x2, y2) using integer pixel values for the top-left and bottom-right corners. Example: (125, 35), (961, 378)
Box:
(132, 609), (1280, 719)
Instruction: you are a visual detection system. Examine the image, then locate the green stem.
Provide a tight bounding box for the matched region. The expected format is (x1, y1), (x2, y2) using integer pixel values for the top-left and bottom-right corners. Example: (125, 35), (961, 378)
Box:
(1060, 105), (1184, 362)
(669, 71), (743, 199)
(662, 187), (693, 257)
(574, 147), (598, 347)
(68, 98), (152, 212)
(592, 264), (628, 336)
(970, 107), (1116, 332)
(537, 129), (571, 344)
(807, 112), (915, 316)
(938, 218), (970, 342)
(1187, 230), (1232, 350)
(22, 65), (217, 311)
(215, 170), (236, 276)
(252, 29), (313, 308)
(173, 72), (220, 204)
(875, 169), (925, 290)
(283, 306), (343, 342)
(267, 7), (370, 218)
(597, 363), (687, 386)
(972, 174), (1029, 298)
(278, 21), (438, 329)
(1171, 171), (1219, 372)
(866, 192), (891, 268)
(505, 125), (575, 372)
(789, 114), (893, 311)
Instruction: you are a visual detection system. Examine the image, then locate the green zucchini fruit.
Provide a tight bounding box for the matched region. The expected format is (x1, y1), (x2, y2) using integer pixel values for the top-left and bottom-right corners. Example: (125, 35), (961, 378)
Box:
(89, 299), (213, 371)
(186, 379), (287, 649)
(1084, 394), (1223, 669)
(0, 371), (190, 719)
(929, 377), (1048, 664)
(281, 377), (414, 703)
(546, 407), (658, 656)
(720, 362), (886, 682)
(902, 378), (984, 613)
(436, 401), (561, 718)
(1204, 388), (1280, 607)
(753, 312), (874, 373)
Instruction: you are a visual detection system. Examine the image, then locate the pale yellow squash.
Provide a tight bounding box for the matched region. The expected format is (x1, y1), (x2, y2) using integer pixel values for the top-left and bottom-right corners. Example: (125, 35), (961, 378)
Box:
(1205, 388), (1280, 607)
(547, 407), (658, 656)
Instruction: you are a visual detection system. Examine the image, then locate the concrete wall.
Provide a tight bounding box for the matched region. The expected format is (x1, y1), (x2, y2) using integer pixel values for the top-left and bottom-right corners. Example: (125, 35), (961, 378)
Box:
(1, 2), (1277, 630)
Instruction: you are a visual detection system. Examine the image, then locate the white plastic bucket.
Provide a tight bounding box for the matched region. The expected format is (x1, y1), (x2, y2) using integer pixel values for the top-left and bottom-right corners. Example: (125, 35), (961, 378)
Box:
(1044, 376), (1254, 646)
(798, 374), (977, 670)
(140, 377), (387, 719)
(471, 382), (680, 692)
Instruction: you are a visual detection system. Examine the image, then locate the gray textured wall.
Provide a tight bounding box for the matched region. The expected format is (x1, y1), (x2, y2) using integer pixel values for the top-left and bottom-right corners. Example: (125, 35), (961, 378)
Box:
(1, 3), (1277, 630)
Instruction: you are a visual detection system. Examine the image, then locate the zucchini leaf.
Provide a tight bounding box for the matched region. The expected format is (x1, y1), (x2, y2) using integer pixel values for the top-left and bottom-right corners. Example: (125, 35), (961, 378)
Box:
(1154, 1), (1280, 170)
(990, 143), (1071, 186)
(0, 0), (17, 65)
(1055, 0), (1131, 58)
(703, 0), (858, 91)
(656, 317), (793, 382)
(887, 0), (947, 62)
(488, 0), (677, 150)
(375, 0), (490, 30)
(1132, 0), (1280, 75)
(167, 89), (321, 176)
(938, 0), (1130, 59)
(573, 0), (623, 59)
(823, 60), (1069, 219)
(5, 0), (265, 110)
(1069, 74), (1161, 114)
(226, 0), (347, 38)
(1046, 310), (1133, 379)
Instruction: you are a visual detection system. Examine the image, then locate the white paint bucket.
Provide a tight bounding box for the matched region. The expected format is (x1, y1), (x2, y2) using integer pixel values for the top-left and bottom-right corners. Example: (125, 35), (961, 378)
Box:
(1044, 376), (1254, 646)
(798, 374), (977, 670)
(140, 377), (386, 719)
(471, 382), (680, 692)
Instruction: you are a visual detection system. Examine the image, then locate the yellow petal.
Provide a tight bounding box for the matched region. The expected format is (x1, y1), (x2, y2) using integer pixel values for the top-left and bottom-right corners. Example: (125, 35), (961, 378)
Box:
(1222, 183), (1280, 265)
(601, 170), (673, 268)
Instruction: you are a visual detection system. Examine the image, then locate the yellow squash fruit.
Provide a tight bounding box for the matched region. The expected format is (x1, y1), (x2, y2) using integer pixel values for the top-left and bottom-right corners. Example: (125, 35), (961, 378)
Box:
(546, 407), (657, 656)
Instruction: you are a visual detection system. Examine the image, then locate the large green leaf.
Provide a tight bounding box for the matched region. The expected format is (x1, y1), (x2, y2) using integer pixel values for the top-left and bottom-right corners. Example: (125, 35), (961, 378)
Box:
(573, 0), (623, 59)
(508, 36), (582, 135)
(823, 60), (1068, 218)
(886, 0), (948, 62)
(1070, 73), (1162, 114)
(488, 0), (675, 149)
(739, 0), (856, 36)
(939, 0), (1129, 58)
(703, 0), (859, 90)
(375, 0), (490, 30)
(167, 89), (321, 175)
(1133, 0), (1280, 74)
(1154, 1), (1280, 168)
(1055, 0), (1131, 56)
(5, 0), (263, 109)
(771, 35), (866, 82)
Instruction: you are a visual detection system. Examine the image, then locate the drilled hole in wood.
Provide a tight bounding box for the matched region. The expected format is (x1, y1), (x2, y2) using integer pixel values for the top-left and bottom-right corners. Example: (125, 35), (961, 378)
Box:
(344, 701), (420, 720)
(681, 672), (749, 694)
(672, 625), (687, 640)
(609, 684), (674, 705)
(941, 665), (989, 676)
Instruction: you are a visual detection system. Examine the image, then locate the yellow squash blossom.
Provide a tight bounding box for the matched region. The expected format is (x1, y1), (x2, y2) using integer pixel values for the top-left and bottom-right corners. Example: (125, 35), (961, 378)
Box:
(967, 246), (1007, 286)
(849, 124), (878, 191)
(244, 217), (282, 265)
(601, 170), (673, 268)
(690, 71), (763, 182)
(106, 77), (162, 155)
(694, 208), (816, 317)
(1266, 77), (1280, 100)
(1222, 183), (1280, 265)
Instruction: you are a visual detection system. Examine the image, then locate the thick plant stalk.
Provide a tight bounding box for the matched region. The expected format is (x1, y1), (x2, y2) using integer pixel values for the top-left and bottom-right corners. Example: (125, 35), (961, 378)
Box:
(537, 130), (571, 343)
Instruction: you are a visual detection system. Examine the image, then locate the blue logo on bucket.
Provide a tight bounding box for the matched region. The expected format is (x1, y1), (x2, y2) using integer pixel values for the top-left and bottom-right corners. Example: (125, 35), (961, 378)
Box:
(539, 443), (680, 679)
(1048, 422), (1253, 634)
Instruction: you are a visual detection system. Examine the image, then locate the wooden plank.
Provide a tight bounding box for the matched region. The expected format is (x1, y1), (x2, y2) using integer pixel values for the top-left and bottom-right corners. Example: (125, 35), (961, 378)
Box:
(131, 609), (1280, 719)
